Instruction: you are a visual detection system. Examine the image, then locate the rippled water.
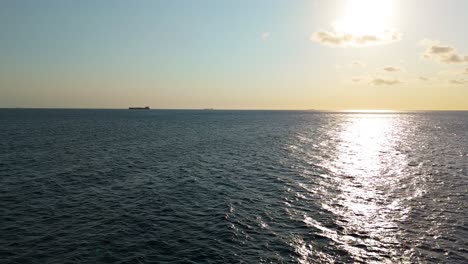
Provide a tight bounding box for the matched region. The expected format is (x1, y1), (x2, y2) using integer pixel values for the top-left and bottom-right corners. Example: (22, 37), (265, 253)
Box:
(1, 109), (467, 263)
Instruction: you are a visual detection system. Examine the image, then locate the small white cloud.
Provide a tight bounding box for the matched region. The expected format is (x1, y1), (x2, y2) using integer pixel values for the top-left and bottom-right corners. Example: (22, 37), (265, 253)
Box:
(449, 79), (467, 85)
(312, 29), (402, 47)
(421, 39), (468, 64)
(351, 61), (366, 67)
(383, 66), (401, 72)
(371, 78), (401, 86)
(261, 32), (270, 40)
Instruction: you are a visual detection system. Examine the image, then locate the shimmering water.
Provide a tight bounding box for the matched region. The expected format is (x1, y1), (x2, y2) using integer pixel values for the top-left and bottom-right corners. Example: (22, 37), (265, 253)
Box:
(1, 109), (467, 263)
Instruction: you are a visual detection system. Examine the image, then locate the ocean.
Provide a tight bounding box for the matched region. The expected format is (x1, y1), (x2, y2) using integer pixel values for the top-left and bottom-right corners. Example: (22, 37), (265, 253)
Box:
(1, 109), (467, 263)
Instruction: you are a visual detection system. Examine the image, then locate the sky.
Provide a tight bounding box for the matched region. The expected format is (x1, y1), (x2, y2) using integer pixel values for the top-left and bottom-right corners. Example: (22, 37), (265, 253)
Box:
(1, 0), (467, 110)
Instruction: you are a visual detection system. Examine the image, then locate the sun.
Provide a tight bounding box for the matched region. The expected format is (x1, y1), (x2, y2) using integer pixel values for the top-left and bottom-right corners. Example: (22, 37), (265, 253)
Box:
(334, 0), (394, 37)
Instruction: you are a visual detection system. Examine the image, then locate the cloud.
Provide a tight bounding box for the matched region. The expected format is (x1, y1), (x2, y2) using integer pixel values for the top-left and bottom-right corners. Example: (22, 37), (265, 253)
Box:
(351, 61), (366, 67)
(352, 78), (361, 82)
(419, 76), (429, 81)
(422, 39), (468, 64)
(312, 30), (351, 46)
(429, 45), (454, 54)
(442, 54), (468, 63)
(465, 68), (468, 74)
(383, 66), (401, 72)
(261, 32), (270, 40)
(312, 29), (402, 47)
(449, 79), (467, 85)
(371, 78), (401, 86)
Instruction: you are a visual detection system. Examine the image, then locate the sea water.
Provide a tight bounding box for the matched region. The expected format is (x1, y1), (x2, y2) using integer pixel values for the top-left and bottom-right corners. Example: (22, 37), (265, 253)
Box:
(1, 109), (467, 263)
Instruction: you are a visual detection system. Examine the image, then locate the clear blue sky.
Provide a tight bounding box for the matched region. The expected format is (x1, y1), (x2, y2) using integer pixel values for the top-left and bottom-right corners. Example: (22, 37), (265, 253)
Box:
(1, 0), (467, 109)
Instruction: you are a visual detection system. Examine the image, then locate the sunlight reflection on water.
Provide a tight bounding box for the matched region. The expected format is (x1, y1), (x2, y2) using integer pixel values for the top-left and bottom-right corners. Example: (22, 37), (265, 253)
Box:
(327, 115), (410, 261)
(292, 114), (423, 263)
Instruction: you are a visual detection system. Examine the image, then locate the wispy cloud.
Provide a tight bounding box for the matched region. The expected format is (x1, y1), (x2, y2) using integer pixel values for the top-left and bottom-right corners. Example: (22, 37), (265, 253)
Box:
(383, 66), (401, 72)
(449, 79), (467, 85)
(419, 76), (429, 81)
(371, 78), (401, 86)
(261, 32), (270, 40)
(312, 29), (402, 47)
(351, 61), (366, 67)
(421, 39), (468, 64)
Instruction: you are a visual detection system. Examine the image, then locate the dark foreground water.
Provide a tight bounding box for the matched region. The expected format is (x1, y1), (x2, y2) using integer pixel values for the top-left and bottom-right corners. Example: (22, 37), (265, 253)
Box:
(1, 109), (467, 263)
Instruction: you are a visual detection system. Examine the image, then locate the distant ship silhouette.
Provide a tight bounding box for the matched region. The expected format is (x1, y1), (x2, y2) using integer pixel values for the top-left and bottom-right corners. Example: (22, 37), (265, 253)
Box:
(129, 106), (150, 110)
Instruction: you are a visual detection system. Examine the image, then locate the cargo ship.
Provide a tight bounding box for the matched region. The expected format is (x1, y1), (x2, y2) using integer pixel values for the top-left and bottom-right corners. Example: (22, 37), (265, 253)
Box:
(129, 106), (150, 110)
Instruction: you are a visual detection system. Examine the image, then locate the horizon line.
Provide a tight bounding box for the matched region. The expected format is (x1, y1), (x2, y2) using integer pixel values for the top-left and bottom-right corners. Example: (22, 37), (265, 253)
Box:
(1, 107), (468, 112)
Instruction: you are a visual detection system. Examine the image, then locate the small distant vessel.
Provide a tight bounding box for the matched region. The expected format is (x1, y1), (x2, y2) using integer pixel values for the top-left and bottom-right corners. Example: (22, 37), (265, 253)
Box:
(129, 106), (150, 110)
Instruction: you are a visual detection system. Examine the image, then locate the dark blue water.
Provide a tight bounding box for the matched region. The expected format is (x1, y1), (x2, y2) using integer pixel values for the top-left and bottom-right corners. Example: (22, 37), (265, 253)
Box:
(1, 109), (467, 263)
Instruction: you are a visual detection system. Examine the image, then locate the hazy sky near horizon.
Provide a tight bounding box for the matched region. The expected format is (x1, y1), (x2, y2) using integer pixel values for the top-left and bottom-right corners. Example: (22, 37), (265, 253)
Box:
(1, 0), (468, 110)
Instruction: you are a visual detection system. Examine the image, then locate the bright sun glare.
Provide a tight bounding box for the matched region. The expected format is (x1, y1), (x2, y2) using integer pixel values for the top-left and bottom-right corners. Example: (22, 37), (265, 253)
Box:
(334, 0), (394, 36)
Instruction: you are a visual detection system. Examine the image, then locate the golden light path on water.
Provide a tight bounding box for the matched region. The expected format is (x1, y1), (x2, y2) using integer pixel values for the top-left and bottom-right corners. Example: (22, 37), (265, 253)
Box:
(327, 115), (408, 261)
(292, 113), (427, 263)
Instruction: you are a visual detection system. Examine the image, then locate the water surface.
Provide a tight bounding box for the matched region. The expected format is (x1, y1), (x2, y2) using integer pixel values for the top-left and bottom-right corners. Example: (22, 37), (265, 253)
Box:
(1, 109), (467, 263)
